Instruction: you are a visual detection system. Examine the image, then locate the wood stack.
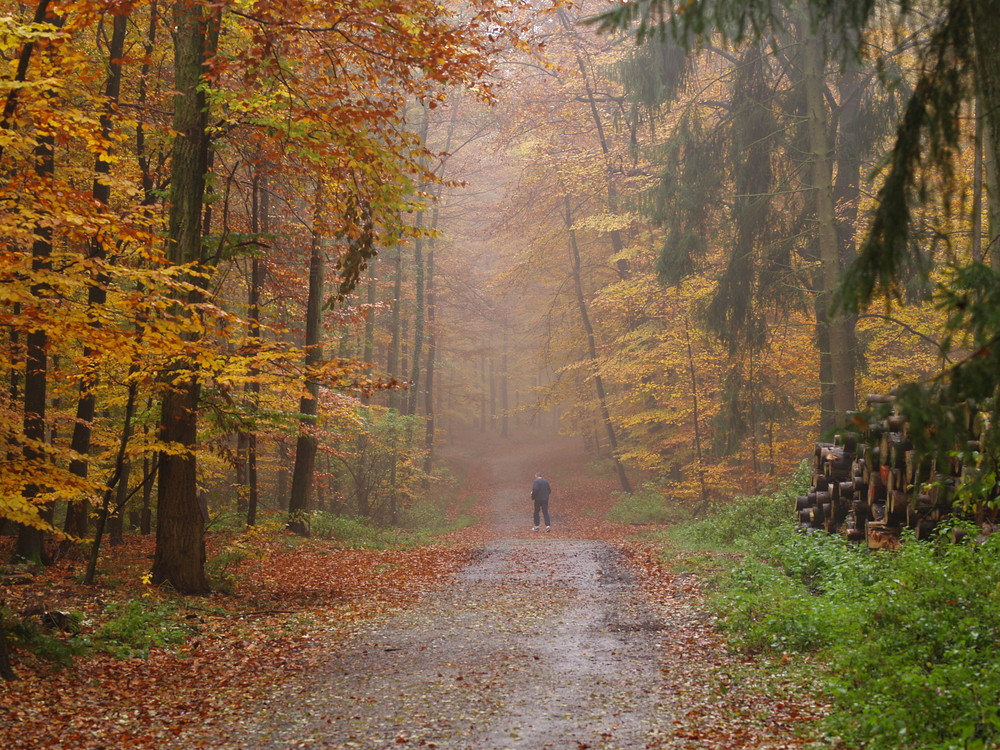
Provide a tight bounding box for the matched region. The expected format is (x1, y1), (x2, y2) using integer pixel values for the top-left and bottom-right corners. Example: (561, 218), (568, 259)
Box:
(796, 395), (993, 548)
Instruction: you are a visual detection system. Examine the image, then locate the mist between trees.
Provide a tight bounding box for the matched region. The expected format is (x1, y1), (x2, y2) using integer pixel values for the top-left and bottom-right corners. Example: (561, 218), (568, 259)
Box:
(2, 0), (999, 598)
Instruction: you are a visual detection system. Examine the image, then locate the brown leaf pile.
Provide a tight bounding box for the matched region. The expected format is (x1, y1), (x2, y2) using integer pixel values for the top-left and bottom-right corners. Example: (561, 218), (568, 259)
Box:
(0, 536), (474, 750)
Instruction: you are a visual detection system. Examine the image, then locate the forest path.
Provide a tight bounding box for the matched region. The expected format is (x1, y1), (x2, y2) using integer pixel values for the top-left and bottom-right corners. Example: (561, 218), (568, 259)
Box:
(221, 431), (683, 749)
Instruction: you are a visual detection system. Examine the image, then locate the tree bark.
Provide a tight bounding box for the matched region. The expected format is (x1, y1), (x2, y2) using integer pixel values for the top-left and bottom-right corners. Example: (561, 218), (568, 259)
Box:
(684, 318), (709, 510)
(971, 0), (1000, 269)
(287, 191), (326, 536)
(0, 0), (54, 159)
(246, 174), (266, 527)
(803, 21), (856, 425)
(363, 255), (377, 365)
(407, 212), (425, 417)
(85, 380), (139, 584)
(387, 244), (404, 412)
(66, 10), (129, 538)
(558, 8), (629, 279)
(423, 222), (437, 473)
(152, 0), (218, 594)
(15, 131), (54, 565)
(0, 620), (17, 681)
(563, 196), (632, 493)
(500, 340), (510, 439)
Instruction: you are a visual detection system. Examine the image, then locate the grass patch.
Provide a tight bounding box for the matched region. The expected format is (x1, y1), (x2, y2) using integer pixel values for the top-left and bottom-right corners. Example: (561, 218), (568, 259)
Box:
(307, 510), (472, 548)
(308, 513), (421, 547)
(308, 467), (476, 546)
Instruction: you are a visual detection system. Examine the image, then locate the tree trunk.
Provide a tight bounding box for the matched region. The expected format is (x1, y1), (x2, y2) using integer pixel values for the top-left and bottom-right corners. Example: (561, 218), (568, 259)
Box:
(85, 380), (139, 584)
(488, 358), (496, 430)
(152, 0), (218, 594)
(971, 0), (1000, 269)
(479, 355), (487, 432)
(140, 449), (153, 535)
(0, 0), (53, 157)
(363, 255), (377, 365)
(0, 620), (16, 681)
(563, 196), (632, 493)
(803, 21), (856, 424)
(423, 226), (437, 473)
(558, 8), (629, 279)
(500, 343), (510, 439)
(407, 210), (425, 417)
(387, 244), (403, 412)
(66, 10), (128, 538)
(973, 94), (985, 263)
(684, 318), (709, 510)
(245, 174), (266, 527)
(15, 63), (59, 562)
(109, 456), (130, 545)
(287, 192), (326, 536)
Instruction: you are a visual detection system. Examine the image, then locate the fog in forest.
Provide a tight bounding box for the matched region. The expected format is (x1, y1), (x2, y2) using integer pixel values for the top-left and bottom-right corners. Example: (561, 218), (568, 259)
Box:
(3, 0), (1000, 746)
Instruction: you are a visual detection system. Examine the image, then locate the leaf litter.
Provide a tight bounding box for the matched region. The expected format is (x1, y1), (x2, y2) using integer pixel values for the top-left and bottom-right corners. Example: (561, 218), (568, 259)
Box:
(0, 432), (828, 748)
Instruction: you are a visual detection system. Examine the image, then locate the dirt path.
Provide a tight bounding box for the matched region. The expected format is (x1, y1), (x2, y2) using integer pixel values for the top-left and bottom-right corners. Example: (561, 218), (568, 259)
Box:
(211, 434), (672, 749)
(215, 433), (820, 749)
(224, 539), (674, 749)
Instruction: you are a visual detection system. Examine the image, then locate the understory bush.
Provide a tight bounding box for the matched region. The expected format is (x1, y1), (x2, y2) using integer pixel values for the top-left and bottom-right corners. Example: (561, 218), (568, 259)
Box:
(4, 607), (87, 666)
(678, 461), (810, 548)
(677, 477), (1000, 749)
(607, 483), (689, 524)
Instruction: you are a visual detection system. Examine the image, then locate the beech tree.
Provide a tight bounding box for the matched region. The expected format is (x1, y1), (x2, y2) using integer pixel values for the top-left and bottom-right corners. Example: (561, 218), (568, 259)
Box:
(0, 0), (527, 577)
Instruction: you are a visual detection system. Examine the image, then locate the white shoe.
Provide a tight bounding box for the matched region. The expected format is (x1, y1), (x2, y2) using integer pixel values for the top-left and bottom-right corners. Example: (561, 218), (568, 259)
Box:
(531, 526), (539, 532)
(545, 526), (551, 533)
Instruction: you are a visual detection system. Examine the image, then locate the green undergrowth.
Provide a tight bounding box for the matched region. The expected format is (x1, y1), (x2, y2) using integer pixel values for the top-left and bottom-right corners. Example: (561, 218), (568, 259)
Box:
(307, 463), (477, 547)
(309, 512), (429, 547)
(4, 598), (193, 666)
(309, 505), (475, 549)
(653, 468), (1000, 749)
(607, 482), (693, 524)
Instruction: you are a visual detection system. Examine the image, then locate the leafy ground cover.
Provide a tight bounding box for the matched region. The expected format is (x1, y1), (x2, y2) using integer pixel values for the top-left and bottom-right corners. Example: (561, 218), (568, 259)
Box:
(642, 472), (1000, 750)
(0, 433), (833, 749)
(613, 538), (829, 748)
(0, 531), (475, 749)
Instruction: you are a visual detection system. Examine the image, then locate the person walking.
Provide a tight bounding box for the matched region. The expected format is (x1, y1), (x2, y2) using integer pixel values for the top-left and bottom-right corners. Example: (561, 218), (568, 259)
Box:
(531, 472), (552, 533)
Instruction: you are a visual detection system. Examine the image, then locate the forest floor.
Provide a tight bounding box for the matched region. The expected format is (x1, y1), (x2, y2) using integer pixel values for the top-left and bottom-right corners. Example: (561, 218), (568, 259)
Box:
(0, 430), (828, 749)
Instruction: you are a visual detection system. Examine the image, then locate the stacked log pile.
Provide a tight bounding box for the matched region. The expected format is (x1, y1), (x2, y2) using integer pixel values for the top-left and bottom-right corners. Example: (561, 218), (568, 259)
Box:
(796, 395), (993, 548)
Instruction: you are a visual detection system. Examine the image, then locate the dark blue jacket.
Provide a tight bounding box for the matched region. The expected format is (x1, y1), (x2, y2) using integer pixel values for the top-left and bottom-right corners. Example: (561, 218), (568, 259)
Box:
(531, 477), (551, 502)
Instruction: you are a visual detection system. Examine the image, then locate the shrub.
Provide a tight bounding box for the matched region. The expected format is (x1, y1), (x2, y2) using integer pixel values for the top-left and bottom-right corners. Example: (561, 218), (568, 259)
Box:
(3, 607), (88, 666)
(662, 465), (1000, 747)
(309, 512), (429, 548)
(607, 483), (688, 524)
(400, 498), (475, 534)
(206, 521), (280, 591)
(678, 461), (809, 548)
(821, 529), (1000, 748)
